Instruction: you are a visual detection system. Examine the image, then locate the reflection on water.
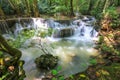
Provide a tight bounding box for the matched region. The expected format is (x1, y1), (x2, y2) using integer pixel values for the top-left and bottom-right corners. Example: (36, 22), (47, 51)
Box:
(50, 39), (98, 77)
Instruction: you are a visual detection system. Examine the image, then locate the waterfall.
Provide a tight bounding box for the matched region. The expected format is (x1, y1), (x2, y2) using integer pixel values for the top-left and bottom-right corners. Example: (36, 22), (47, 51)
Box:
(11, 16), (98, 40)
(4, 16), (99, 79)
(46, 16), (98, 41)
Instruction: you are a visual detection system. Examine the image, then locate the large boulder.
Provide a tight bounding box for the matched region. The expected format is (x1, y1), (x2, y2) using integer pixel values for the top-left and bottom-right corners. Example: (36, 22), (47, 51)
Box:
(35, 54), (58, 70)
(53, 28), (74, 38)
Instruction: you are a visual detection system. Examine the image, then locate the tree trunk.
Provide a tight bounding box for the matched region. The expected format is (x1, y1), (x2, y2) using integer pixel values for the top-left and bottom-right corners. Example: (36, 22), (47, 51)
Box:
(118, 0), (120, 6)
(49, 0), (52, 6)
(33, 0), (39, 17)
(88, 0), (94, 14)
(0, 35), (21, 60)
(70, 0), (74, 16)
(100, 0), (106, 12)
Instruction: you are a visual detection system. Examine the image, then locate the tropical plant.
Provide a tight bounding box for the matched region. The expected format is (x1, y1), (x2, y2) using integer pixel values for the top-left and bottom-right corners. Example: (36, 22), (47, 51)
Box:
(101, 44), (113, 54)
(89, 58), (97, 65)
(8, 29), (34, 48)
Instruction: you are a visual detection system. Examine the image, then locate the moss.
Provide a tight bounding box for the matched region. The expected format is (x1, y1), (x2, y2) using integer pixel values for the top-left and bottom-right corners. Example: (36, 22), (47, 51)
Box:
(35, 54), (58, 70)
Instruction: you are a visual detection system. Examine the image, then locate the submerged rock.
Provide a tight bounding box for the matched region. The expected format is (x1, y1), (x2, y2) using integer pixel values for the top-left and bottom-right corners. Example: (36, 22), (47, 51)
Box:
(35, 54), (58, 70)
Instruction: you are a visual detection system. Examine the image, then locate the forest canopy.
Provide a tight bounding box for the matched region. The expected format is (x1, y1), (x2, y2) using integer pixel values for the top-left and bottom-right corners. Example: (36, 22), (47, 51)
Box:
(0, 0), (120, 18)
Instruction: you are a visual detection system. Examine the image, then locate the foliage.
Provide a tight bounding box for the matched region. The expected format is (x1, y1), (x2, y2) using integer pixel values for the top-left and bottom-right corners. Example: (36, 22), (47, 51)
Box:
(110, 20), (120, 29)
(103, 7), (120, 29)
(97, 63), (120, 80)
(90, 8), (102, 19)
(0, 0), (119, 18)
(48, 28), (53, 36)
(98, 36), (104, 44)
(37, 28), (53, 38)
(0, 72), (10, 80)
(89, 58), (97, 65)
(51, 66), (65, 80)
(100, 44), (113, 53)
(52, 70), (58, 75)
(0, 1), (15, 15)
(38, 30), (48, 38)
(8, 30), (34, 48)
(77, 0), (88, 14)
(0, 51), (3, 57)
(105, 7), (119, 19)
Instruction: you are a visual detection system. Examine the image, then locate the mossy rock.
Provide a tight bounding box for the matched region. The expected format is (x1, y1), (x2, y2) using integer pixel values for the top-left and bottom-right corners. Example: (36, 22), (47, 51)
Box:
(35, 54), (58, 70)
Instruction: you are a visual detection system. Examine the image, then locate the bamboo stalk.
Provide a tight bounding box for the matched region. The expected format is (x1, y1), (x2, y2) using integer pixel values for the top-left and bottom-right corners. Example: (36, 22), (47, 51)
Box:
(103, 0), (110, 13)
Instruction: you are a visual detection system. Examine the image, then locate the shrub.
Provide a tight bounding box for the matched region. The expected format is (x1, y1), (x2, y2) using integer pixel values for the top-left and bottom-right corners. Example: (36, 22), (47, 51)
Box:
(101, 44), (113, 54)
(98, 36), (104, 44)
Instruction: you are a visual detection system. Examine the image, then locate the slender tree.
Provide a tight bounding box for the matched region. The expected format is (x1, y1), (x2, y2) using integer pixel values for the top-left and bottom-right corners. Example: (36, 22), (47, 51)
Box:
(103, 0), (110, 13)
(70, 0), (74, 16)
(88, 0), (94, 14)
(33, 0), (39, 17)
(118, 0), (120, 6)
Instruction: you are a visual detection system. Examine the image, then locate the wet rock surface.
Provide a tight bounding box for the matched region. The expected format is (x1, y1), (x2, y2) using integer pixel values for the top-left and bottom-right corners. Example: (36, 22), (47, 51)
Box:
(53, 28), (74, 38)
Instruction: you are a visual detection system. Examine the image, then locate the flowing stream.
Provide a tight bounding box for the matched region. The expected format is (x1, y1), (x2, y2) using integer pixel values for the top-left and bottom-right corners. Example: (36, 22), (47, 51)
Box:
(3, 16), (99, 80)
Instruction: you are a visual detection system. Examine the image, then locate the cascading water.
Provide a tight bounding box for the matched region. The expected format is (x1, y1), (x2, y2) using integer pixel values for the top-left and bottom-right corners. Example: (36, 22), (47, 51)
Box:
(3, 16), (99, 80)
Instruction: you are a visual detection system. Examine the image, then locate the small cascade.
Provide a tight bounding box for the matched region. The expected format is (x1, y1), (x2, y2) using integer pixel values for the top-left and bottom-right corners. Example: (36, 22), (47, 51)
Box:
(13, 18), (49, 37)
(14, 23), (24, 37)
(47, 16), (98, 41)
(12, 16), (98, 39)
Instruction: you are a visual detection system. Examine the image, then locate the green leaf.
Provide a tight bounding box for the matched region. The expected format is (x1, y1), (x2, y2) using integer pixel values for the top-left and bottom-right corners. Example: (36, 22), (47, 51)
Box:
(59, 76), (64, 80)
(52, 70), (58, 75)
(80, 74), (86, 78)
(89, 59), (97, 65)
(69, 75), (74, 79)
(0, 51), (3, 57)
(1, 73), (9, 79)
(52, 77), (57, 80)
